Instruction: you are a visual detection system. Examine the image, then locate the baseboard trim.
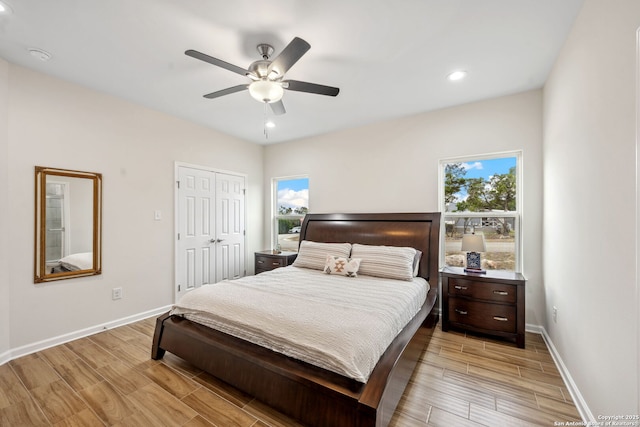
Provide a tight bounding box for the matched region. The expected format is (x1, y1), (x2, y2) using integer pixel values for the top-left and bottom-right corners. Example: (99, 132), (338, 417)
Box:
(0, 349), (10, 366)
(0, 305), (171, 366)
(535, 325), (595, 423)
(525, 323), (543, 334)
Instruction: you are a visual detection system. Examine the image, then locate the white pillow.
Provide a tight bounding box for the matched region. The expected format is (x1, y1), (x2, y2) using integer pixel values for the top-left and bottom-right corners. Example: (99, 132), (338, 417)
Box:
(59, 252), (93, 271)
(351, 243), (417, 281)
(292, 241), (352, 271)
(324, 255), (361, 277)
(413, 250), (422, 277)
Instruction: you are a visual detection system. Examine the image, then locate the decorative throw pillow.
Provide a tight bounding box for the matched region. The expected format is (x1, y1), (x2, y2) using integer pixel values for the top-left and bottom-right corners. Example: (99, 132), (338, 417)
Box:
(292, 241), (352, 271)
(324, 255), (361, 277)
(351, 243), (417, 281)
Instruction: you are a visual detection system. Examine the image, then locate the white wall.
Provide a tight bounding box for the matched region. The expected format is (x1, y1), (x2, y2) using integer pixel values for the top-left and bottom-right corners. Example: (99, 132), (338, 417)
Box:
(264, 90), (544, 326)
(5, 64), (264, 351)
(543, 0), (639, 417)
(0, 59), (9, 358)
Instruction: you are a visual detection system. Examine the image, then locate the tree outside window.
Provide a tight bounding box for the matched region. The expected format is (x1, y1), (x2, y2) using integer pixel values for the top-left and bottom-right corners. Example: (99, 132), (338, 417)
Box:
(274, 177), (309, 251)
(441, 154), (520, 271)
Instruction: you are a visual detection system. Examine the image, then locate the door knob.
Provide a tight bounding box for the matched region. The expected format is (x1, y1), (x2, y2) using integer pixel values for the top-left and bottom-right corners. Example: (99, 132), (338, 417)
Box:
(209, 238), (225, 243)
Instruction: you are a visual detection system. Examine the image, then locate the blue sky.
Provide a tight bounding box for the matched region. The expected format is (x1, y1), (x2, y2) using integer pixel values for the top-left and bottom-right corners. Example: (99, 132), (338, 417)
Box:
(277, 178), (308, 193)
(277, 178), (309, 208)
(460, 157), (516, 180)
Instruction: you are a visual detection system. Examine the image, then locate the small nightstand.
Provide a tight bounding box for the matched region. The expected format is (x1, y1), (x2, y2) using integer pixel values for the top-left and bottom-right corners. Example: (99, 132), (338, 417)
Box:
(440, 266), (526, 348)
(254, 250), (298, 274)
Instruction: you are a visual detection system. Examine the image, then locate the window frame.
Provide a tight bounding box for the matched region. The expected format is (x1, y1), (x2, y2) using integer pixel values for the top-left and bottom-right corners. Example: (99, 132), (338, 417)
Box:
(272, 175), (309, 251)
(438, 151), (523, 272)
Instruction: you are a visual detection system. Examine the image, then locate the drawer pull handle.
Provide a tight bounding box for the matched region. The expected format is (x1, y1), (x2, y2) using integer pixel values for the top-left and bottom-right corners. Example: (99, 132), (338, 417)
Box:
(455, 309), (468, 315)
(493, 316), (509, 322)
(454, 285), (468, 290)
(272, 262), (280, 266)
(257, 260), (264, 264)
(493, 290), (509, 296)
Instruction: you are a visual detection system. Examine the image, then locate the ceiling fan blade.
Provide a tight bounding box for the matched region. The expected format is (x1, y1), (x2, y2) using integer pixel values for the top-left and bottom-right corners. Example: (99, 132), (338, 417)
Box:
(269, 100), (286, 116)
(185, 49), (248, 77)
(267, 37), (311, 77)
(284, 80), (340, 97)
(203, 85), (248, 99)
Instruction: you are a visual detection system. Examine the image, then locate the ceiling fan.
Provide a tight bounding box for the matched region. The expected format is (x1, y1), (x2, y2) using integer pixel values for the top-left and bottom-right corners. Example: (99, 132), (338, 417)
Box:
(185, 37), (340, 116)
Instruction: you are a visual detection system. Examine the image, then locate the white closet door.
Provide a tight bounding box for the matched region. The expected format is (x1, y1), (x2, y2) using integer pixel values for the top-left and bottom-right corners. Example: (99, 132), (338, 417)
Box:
(215, 173), (246, 282)
(176, 166), (246, 301)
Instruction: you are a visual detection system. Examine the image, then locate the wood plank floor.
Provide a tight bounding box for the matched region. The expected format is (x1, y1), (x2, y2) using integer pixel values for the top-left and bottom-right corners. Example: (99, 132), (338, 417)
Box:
(0, 317), (581, 426)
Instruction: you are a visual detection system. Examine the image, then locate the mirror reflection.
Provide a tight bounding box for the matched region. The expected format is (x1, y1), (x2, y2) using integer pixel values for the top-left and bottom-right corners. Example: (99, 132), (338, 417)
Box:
(35, 166), (102, 283)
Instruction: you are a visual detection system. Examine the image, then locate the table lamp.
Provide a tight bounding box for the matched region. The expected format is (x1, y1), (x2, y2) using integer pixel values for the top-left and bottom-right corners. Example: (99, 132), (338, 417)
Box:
(461, 232), (486, 273)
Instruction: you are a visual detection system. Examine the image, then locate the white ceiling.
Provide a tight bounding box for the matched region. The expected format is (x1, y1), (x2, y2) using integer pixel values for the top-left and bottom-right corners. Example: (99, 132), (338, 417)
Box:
(0, 0), (584, 144)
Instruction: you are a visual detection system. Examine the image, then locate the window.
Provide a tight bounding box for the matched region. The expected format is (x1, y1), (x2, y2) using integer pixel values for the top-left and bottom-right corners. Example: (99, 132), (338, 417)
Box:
(273, 176), (309, 252)
(439, 153), (521, 271)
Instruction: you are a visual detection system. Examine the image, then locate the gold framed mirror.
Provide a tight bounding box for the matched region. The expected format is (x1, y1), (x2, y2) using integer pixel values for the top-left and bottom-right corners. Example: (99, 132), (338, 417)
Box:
(34, 166), (102, 283)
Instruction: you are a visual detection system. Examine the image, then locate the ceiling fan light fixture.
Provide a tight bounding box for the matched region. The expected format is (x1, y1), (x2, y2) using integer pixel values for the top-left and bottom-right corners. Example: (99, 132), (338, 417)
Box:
(249, 80), (284, 103)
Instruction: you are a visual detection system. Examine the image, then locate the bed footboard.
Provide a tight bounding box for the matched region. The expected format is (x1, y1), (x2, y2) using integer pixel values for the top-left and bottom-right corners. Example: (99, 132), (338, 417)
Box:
(151, 288), (438, 427)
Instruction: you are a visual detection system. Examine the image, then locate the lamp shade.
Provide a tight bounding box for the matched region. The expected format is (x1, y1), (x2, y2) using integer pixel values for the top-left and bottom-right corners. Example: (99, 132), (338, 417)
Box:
(460, 233), (486, 252)
(248, 80), (284, 103)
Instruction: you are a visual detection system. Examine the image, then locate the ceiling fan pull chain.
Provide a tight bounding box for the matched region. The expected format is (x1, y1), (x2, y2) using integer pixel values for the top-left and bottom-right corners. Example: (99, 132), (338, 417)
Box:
(263, 102), (269, 139)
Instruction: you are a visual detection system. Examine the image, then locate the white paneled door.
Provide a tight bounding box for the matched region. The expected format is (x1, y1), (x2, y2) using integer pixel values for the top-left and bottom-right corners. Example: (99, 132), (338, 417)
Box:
(176, 166), (246, 301)
(215, 173), (246, 283)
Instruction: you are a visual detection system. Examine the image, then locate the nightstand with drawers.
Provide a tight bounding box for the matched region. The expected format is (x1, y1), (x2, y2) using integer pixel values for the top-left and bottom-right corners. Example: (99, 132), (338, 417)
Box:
(254, 250), (298, 274)
(440, 266), (526, 348)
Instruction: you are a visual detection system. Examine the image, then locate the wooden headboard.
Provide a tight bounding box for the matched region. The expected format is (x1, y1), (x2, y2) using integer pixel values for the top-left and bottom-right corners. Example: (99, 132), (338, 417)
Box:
(299, 212), (441, 284)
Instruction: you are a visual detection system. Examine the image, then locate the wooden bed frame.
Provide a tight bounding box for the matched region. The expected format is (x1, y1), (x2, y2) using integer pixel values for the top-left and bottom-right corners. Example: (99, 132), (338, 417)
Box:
(152, 212), (441, 427)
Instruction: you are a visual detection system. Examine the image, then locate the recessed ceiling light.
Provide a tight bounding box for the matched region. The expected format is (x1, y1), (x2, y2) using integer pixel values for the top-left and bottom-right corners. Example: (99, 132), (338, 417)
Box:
(265, 121), (276, 128)
(28, 48), (52, 62)
(0, 1), (13, 14)
(447, 70), (467, 81)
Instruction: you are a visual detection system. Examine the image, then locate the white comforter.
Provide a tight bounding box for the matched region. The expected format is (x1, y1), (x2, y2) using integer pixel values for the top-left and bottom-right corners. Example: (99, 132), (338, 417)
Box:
(171, 266), (429, 383)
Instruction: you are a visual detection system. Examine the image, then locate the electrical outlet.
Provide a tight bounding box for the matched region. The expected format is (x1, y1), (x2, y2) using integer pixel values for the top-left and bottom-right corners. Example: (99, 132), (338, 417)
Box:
(553, 306), (558, 322)
(112, 287), (123, 300)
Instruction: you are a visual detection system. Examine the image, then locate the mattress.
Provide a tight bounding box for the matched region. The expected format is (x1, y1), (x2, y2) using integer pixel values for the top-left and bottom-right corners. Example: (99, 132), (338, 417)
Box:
(171, 266), (429, 382)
